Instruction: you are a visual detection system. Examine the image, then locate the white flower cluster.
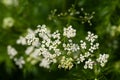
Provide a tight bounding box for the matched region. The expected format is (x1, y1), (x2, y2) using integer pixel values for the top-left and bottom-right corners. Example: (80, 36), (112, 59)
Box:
(7, 24), (109, 70)
(97, 54), (109, 67)
(63, 39), (80, 53)
(84, 59), (94, 69)
(85, 31), (99, 53)
(58, 56), (73, 70)
(2, 17), (14, 29)
(63, 25), (76, 38)
(7, 45), (17, 59)
(14, 57), (25, 69)
(86, 31), (98, 43)
(80, 40), (86, 49)
(7, 45), (25, 68)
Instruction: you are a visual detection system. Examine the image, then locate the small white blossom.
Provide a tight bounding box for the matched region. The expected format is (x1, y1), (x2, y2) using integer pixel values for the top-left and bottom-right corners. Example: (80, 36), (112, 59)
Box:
(63, 40), (80, 52)
(84, 59), (94, 69)
(16, 36), (27, 45)
(80, 54), (85, 62)
(14, 57), (25, 69)
(36, 25), (51, 40)
(25, 28), (36, 45)
(30, 48), (41, 58)
(2, 17), (14, 28)
(97, 54), (109, 67)
(86, 31), (98, 43)
(39, 58), (51, 69)
(80, 40), (86, 49)
(77, 54), (85, 64)
(63, 25), (76, 38)
(46, 39), (51, 47)
(25, 46), (34, 55)
(58, 56), (73, 70)
(52, 30), (60, 39)
(49, 39), (61, 50)
(7, 45), (17, 59)
(54, 49), (61, 56)
(39, 47), (57, 64)
(84, 52), (91, 57)
(31, 38), (40, 47)
(89, 43), (99, 53)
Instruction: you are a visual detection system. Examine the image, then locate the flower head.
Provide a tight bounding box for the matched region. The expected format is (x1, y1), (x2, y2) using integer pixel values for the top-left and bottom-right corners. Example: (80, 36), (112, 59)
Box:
(3, 17), (14, 28)
(84, 59), (94, 69)
(7, 24), (109, 70)
(97, 54), (109, 67)
(14, 57), (25, 69)
(63, 25), (76, 38)
(58, 56), (73, 70)
(7, 45), (17, 59)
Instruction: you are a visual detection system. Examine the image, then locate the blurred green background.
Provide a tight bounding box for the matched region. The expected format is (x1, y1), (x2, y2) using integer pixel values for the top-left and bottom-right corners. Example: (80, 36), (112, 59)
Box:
(0, 0), (120, 80)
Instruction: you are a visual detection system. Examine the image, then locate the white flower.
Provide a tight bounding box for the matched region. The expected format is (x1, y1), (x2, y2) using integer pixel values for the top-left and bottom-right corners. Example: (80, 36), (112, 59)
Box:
(14, 57), (25, 69)
(2, 17), (14, 28)
(7, 45), (17, 59)
(36, 25), (51, 40)
(25, 28), (36, 45)
(54, 49), (61, 56)
(84, 59), (94, 69)
(30, 48), (40, 58)
(89, 43), (99, 53)
(79, 54), (85, 62)
(86, 31), (98, 43)
(80, 40), (86, 49)
(46, 39), (51, 47)
(52, 30), (60, 39)
(25, 46), (34, 55)
(77, 54), (85, 64)
(50, 39), (61, 49)
(32, 38), (40, 47)
(97, 54), (109, 67)
(39, 58), (51, 69)
(84, 52), (91, 57)
(16, 36), (27, 45)
(58, 56), (73, 70)
(63, 25), (76, 38)
(63, 40), (80, 52)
